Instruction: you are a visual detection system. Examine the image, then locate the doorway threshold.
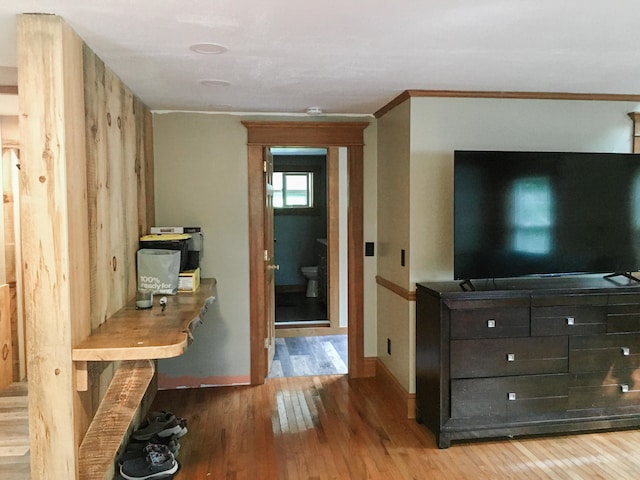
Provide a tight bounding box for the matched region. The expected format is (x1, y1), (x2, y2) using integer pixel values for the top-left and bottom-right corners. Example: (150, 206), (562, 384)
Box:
(276, 320), (330, 329)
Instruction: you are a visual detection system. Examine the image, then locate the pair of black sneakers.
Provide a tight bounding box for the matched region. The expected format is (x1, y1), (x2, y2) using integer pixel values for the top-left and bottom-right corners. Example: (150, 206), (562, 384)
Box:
(116, 411), (188, 480)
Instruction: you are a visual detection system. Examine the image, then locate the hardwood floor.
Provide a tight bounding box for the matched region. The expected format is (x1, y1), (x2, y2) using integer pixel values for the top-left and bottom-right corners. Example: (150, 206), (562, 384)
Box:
(0, 382), (29, 480)
(152, 375), (640, 479)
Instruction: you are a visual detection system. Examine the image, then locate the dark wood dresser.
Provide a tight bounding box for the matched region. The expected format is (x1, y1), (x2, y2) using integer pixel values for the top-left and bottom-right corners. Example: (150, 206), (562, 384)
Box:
(416, 275), (640, 448)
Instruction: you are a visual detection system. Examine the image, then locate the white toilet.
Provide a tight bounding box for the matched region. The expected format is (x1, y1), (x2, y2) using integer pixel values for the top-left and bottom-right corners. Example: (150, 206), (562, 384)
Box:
(300, 266), (319, 297)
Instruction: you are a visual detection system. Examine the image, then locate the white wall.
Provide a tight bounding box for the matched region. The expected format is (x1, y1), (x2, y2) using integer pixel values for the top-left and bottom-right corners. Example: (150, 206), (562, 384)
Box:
(377, 96), (640, 394)
(362, 123), (378, 355)
(377, 101), (411, 287)
(376, 100), (412, 390)
(154, 113), (252, 386)
(409, 97), (640, 283)
(153, 112), (378, 387)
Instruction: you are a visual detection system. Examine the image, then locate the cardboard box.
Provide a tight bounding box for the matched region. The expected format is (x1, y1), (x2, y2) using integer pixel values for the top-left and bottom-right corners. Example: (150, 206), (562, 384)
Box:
(179, 268), (201, 292)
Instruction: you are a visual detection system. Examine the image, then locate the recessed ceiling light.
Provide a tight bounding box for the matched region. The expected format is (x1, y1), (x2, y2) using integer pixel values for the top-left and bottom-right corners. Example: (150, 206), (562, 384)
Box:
(190, 43), (227, 55)
(200, 79), (231, 87)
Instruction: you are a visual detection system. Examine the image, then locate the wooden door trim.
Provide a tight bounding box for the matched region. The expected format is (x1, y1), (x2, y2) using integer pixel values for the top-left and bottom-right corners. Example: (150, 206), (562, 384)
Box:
(247, 145), (267, 384)
(244, 121), (369, 384)
(327, 148), (339, 329)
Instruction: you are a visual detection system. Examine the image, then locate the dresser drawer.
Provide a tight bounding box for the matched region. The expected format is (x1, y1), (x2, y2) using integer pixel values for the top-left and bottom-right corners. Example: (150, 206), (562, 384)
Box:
(450, 336), (568, 379)
(569, 370), (640, 410)
(570, 334), (640, 373)
(451, 374), (568, 419)
(531, 305), (606, 336)
(450, 306), (529, 340)
(607, 304), (640, 333)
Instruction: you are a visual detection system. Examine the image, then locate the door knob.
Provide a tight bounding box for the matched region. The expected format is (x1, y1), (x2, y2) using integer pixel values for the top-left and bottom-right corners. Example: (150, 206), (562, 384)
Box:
(267, 264), (280, 270)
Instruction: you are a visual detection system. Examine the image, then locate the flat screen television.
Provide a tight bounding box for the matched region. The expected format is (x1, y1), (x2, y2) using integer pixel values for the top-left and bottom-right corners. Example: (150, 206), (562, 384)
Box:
(454, 150), (640, 281)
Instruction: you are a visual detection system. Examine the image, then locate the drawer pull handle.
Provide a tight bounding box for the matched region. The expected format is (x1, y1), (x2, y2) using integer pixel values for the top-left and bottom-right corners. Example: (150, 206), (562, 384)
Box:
(566, 317), (575, 326)
(508, 392), (517, 401)
(621, 384), (630, 393)
(507, 353), (516, 362)
(622, 347), (630, 356)
(487, 319), (496, 328)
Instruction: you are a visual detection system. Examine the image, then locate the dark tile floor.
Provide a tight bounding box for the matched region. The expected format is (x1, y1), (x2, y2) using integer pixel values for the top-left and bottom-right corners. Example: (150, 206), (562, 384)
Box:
(275, 291), (328, 327)
(268, 335), (348, 378)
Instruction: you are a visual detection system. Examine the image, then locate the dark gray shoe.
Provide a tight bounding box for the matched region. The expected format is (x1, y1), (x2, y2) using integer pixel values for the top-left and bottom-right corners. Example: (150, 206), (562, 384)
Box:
(132, 413), (182, 441)
(120, 445), (178, 479)
(119, 440), (180, 467)
(146, 411), (188, 438)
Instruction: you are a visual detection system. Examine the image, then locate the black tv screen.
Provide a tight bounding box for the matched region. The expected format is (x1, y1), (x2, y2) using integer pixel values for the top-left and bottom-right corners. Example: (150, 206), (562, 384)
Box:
(454, 150), (640, 280)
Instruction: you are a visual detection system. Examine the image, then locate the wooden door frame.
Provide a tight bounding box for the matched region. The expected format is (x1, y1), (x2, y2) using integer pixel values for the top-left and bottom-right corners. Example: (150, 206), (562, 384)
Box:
(244, 121), (369, 384)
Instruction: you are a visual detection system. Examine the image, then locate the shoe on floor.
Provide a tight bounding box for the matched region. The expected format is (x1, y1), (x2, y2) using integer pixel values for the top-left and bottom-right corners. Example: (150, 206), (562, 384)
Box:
(119, 440), (181, 466)
(132, 413), (182, 441)
(120, 445), (178, 480)
(146, 411), (188, 438)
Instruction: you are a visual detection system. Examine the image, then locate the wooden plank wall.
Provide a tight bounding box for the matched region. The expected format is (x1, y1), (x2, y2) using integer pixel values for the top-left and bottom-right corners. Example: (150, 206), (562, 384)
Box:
(82, 44), (155, 406)
(17, 14), (154, 478)
(0, 285), (10, 391)
(2, 148), (21, 382)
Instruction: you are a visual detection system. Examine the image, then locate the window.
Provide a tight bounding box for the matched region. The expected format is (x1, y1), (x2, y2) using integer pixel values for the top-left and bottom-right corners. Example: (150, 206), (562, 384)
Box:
(273, 171), (314, 208)
(272, 165), (321, 215)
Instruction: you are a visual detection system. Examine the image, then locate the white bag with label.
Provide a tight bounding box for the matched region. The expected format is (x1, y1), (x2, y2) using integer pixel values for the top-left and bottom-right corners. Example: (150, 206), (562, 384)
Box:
(137, 248), (181, 295)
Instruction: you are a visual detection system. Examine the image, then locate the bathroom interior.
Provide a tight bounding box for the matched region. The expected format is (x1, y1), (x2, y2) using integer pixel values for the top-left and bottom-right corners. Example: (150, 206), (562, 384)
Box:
(269, 147), (348, 378)
(273, 147), (329, 328)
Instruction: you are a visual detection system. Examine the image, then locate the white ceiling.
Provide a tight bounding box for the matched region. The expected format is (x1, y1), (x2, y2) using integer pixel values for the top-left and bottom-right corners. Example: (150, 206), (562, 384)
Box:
(1, 1), (639, 116)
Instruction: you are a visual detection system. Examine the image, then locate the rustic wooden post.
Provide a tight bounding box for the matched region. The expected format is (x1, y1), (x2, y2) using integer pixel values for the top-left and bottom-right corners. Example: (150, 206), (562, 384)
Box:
(17, 14), (91, 479)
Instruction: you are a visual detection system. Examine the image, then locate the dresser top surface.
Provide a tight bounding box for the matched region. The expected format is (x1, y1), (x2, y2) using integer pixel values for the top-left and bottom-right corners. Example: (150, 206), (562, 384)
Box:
(417, 274), (640, 298)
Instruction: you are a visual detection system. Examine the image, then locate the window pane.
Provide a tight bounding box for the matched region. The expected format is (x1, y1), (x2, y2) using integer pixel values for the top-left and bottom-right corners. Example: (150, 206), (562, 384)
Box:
(273, 191), (283, 208)
(274, 171), (314, 209)
(285, 190), (308, 206)
(285, 174), (308, 190)
(272, 172), (283, 190)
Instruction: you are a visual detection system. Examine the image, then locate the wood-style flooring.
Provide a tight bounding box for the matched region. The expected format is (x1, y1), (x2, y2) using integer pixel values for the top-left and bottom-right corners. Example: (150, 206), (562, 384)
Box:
(0, 382), (29, 480)
(268, 335), (347, 378)
(152, 374), (640, 479)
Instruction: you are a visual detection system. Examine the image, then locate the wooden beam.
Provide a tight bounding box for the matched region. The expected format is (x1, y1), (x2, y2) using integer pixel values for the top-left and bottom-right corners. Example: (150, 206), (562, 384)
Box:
(347, 145), (365, 378)
(327, 148), (340, 330)
(0, 86), (18, 95)
(0, 285), (10, 390)
(248, 145), (267, 385)
(78, 360), (155, 480)
(17, 14), (90, 479)
(242, 121), (368, 146)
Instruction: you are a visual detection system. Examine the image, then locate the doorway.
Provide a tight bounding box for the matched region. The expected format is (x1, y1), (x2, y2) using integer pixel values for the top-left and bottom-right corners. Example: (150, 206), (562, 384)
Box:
(244, 121), (369, 384)
(271, 147), (329, 330)
(269, 146), (349, 379)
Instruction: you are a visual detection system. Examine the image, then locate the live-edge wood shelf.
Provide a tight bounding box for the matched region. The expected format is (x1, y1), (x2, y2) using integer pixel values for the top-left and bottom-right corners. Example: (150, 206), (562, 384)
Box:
(73, 278), (216, 391)
(76, 279), (216, 480)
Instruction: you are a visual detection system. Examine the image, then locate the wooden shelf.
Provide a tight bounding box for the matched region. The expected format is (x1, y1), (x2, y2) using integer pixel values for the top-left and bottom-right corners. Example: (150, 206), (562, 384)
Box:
(72, 278), (216, 391)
